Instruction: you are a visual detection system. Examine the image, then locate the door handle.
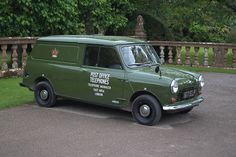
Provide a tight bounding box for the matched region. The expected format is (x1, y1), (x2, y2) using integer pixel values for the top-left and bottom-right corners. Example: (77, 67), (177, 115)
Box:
(118, 78), (128, 82)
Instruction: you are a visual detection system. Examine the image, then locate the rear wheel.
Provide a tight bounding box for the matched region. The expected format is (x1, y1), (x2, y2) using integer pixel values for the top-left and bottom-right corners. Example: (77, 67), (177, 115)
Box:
(132, 95), (162, 125)
(34, 81), (56, 107)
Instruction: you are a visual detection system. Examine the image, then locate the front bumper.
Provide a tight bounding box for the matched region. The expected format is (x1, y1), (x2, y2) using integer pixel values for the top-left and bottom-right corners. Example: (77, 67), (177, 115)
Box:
(162, 96), (204, 112)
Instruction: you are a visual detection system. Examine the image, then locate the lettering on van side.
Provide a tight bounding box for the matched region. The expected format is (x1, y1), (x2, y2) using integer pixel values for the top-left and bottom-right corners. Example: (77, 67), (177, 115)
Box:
(88, 72), (111, 96)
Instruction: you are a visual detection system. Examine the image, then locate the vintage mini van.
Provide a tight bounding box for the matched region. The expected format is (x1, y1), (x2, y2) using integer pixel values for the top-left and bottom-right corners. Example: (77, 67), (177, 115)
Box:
(21, 35), (204, 125)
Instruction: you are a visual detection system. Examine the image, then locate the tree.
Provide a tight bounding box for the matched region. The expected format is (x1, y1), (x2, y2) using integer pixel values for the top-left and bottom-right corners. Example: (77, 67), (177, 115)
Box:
(156, 0), (236, 42)
(0, 0), (83, 37)
(78, 0), (135, 34)
(0, 0), (235, 43)
(130, 0), (236, 42)
(225, 0), (236, 12)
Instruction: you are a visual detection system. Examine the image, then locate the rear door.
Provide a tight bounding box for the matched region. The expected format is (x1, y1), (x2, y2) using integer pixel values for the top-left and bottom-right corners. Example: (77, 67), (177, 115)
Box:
(31, 43), (81, 98)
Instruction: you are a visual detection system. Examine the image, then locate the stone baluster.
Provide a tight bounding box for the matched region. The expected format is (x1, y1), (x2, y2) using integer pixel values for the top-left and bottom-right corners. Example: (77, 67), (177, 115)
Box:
(22, 44), (28, 69)
(1, 45), (8, 71)
(233, 48), (236, 68)
(185, 46), (191, 65)
(223, 48), (228, 67)
(168, 47), (173, 64)
(194, 47), (199, 66)
(160, 46), (165, 64)
(203, 47), (209, 66)
(212, 47), (215, 66)
(176, 46), (182, 65)
(11, 45), (18, 69)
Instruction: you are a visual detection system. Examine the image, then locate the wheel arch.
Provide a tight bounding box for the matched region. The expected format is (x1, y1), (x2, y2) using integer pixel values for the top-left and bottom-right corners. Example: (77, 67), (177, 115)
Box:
(130, 90), (162, 106)
(33, 76), (53, 90)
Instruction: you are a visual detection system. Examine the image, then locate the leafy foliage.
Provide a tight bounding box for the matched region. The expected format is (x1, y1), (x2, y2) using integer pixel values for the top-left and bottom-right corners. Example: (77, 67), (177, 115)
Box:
(224, 0), (236, 12)
(78, 0), (134, 34)
(156, 0), (236, 42)
(0, 0), (134, 36)
(0, 0), (83, 36)
(0, 0), (236, 42)
(228, 27), (236, 43)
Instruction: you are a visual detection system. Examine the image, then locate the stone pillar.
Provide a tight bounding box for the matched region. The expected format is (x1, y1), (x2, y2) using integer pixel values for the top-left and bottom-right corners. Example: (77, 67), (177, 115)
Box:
(1, 45), (8, 71)
(134, 15), (147, 40)
(214, 47), (224, 67)
(176, 46), (182, 65)
(203, 47), (209, 66)
(233, 48), (236, 68)
(11, 45), (18, 69)
(160, 46), (165, 64)
(194, 47), (199, 66)
(22, 44), (28, 69)
(168, 47), (173, 64)
(185, 46), (191, 65)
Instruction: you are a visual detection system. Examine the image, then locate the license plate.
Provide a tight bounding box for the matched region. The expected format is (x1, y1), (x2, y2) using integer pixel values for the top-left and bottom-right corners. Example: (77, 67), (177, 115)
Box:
(183, 89), (196, 99)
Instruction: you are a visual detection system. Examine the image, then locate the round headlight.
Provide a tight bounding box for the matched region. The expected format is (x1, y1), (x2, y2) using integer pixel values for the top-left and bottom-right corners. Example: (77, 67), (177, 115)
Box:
(171, 80), (178, 94)
(198, 75), (205, 87)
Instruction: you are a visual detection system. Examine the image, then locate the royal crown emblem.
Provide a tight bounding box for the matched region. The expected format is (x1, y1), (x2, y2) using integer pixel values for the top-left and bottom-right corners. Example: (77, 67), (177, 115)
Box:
(51, 48), (59, 58)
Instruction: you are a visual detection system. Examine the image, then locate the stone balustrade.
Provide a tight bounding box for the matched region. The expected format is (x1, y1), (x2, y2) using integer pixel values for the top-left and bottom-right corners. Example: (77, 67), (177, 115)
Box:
(149, 41), (236, 68)
(0, 37), (37, 77)
(0, 37), (235, 78)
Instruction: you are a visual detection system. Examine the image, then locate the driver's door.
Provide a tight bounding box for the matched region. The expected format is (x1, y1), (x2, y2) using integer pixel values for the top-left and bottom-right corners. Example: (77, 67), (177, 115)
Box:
(79, 46), (126, 106)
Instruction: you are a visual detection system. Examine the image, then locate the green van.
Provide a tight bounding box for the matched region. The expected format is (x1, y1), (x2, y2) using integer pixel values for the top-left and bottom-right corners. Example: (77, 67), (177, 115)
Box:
(20, 35), (204, 125)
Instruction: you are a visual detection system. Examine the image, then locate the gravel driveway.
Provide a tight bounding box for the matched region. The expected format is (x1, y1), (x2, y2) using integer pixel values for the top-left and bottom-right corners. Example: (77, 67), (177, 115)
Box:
(0, 72), (236, 157)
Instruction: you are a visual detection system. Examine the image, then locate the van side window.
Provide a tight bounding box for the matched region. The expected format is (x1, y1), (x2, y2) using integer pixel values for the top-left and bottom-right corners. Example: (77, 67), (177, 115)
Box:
(84, 47), (99, 66)
(98, 47), (122, 69)
(84, 46), (122, 69)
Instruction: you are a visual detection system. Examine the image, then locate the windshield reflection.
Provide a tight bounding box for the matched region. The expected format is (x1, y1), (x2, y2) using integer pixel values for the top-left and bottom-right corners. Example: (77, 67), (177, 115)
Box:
(121, 45), (160, 67)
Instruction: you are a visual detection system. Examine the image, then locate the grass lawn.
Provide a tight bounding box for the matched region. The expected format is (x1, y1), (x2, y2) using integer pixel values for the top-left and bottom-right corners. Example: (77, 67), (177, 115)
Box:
(0, 77), (34, 110)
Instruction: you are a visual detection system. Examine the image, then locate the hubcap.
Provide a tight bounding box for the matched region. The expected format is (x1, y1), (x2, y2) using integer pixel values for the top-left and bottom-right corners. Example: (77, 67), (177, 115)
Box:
(40, 89), (49, 100)
(139, 104), (151, 117)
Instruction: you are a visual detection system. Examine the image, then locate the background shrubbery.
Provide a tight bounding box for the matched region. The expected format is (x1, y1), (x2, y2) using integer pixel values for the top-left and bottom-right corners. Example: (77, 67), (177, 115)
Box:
(0, 0), (236, 43)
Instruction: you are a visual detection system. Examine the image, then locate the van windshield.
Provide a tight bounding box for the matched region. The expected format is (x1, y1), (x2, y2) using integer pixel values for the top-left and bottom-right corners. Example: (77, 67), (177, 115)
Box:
(120, 45), (160, 67)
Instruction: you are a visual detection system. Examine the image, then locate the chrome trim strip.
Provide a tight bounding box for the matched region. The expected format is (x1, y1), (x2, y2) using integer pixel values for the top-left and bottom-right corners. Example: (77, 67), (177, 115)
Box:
(163, 97), (204, 111)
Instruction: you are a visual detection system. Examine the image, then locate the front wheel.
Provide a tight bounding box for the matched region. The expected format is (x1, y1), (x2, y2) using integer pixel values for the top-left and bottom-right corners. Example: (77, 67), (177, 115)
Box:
(34, 81), (56, 107)
(132, 95), (162, 125)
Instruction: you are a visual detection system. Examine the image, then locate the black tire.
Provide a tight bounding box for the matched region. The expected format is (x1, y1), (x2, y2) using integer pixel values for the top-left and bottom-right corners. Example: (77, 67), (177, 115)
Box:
(180, 107), (193, 114)
(34, 81), (56, 107)
(132, 95), (162, 126)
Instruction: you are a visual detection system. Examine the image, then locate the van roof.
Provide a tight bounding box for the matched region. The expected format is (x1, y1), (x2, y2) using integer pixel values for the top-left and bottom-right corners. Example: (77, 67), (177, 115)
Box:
(38, 35), (145, 46)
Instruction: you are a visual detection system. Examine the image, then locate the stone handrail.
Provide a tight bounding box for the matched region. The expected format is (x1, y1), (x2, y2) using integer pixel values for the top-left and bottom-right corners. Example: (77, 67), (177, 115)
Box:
(0, 37), (37, 77)
(0, 37), (236, 78)
(148, 41), (236, 68)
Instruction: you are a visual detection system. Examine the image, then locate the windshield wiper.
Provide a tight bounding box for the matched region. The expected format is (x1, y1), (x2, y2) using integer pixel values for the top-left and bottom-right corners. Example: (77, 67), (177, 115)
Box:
(128, 63), (144, 66)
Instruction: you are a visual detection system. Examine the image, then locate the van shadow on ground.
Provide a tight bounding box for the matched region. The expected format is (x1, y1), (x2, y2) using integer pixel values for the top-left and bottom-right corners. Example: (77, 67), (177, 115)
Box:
(52, 99), (198, 127)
